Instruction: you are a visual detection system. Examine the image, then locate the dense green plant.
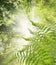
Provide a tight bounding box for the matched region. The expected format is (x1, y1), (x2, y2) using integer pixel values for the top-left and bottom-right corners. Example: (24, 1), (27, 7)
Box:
(0, 0), (56, 65)
(16, 18), (56, 65)
(16, 0), (56, 65)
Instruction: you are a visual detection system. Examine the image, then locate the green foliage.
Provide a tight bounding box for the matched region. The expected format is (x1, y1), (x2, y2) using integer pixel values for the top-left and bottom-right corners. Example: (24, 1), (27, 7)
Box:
(16, 0), (56, 65)
(17, 20), (56, 65)
(0, 0), (56, 65)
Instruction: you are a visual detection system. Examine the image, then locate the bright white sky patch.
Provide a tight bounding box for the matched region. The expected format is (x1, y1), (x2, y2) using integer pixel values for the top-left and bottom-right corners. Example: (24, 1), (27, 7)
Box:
(19, 15), (31, 37)
(0, 47), (4, 52)
(13, 12), (33, 50)
(15, 13), (33, 37)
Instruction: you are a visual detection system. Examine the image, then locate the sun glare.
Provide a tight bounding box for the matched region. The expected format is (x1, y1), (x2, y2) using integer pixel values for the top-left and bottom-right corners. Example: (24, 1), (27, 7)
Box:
(15, 13), (32, 37)
(14, 9), (41, 50)
(13, 13), (33, 50)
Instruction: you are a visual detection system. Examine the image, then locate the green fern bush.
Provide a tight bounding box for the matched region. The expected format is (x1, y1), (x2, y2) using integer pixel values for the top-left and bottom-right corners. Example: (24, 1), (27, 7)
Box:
(0, 0), (56, 65)
(16, 0), (56, 65)
(17, 20), (56, 65)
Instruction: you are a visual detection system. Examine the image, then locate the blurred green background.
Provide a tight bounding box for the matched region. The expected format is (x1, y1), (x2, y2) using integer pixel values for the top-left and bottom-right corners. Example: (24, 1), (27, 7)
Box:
(0, 0), (56, 65)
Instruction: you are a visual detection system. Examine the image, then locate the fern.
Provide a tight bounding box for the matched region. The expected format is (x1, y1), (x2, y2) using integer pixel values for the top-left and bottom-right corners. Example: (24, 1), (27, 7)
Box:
(16, 2), (56, 64)
(17, 20), (56, 65)
(0, 0), (56, 65)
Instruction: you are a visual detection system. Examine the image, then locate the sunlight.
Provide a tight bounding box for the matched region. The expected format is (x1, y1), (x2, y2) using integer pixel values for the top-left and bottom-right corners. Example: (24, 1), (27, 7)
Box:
(15, 13), (32, 37)
(13, 9), (41, 50)
(13, 38), (29, 50)
(0, 47), (4, 52)
(19, 15), (31, 37)
(12, 7), (42, 50)
(13, 13), (33, 50)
